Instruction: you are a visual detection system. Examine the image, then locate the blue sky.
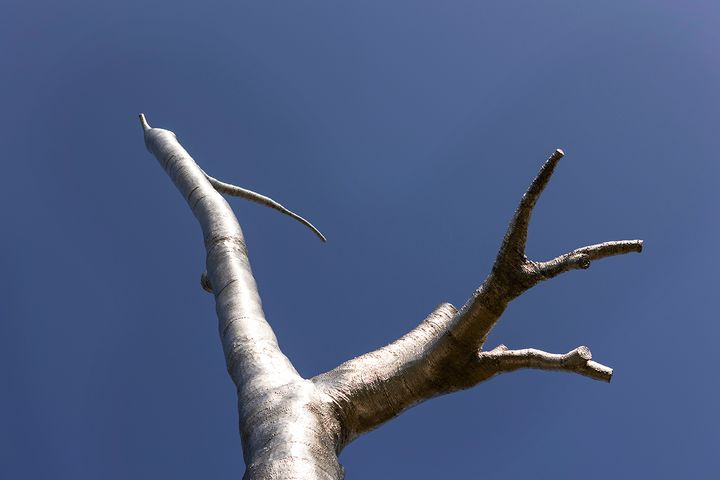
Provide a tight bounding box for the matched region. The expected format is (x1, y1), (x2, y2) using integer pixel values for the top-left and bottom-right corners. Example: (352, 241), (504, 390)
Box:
(2, 1), (718, 478)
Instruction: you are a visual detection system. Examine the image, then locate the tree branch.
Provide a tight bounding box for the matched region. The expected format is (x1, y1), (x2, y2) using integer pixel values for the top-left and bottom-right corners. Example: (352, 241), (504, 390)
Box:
(496, 148), (565, 267)
(318, 148), (640, 444)
(198, 167), (327, 293)
(142, 114), (347, 479)
(202, 169), (327, 242)
(453, 149), (642, 347)
(314, 302), (463, 444)
(530, 240), (643, 281)
(139, 114), (301, 391)
(477, 345), (613, 382)
(141, 116), (641, 477)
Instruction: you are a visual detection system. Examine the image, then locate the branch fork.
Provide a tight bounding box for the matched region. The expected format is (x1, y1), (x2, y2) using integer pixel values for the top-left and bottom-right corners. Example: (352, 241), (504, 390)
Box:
(492, 149), (642, 297)
(139, 114), (325, 294)
(140, 113), (642, 477)
(316, 147), (642, 442)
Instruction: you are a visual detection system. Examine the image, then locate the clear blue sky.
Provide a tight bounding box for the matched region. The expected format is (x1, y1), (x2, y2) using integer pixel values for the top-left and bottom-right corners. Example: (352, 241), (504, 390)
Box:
(2, 1), (718, 478)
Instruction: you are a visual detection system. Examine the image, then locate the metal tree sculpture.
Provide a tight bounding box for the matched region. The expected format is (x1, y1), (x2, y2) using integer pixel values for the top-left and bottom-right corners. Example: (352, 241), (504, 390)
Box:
(140, 114), (642, 479)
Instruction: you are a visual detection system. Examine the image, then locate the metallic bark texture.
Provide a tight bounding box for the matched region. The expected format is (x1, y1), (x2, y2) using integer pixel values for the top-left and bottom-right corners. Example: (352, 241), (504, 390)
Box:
(140, 115), (642, 479)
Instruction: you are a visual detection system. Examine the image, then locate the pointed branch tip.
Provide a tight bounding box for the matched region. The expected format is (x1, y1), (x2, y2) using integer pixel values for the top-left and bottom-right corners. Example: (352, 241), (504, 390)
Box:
(495, 148), (568, 267)
(139, 113), (151, 132)
(203, 171), (327, 242)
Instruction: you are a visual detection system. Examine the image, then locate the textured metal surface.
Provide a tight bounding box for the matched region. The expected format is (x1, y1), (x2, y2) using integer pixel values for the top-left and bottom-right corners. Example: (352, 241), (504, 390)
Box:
(142, 115), (343, 479)
(141, 115), (642, 479)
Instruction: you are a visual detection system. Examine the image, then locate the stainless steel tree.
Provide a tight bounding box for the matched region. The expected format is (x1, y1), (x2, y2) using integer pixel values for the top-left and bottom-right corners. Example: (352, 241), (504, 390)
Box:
(140, 114), (642, 479)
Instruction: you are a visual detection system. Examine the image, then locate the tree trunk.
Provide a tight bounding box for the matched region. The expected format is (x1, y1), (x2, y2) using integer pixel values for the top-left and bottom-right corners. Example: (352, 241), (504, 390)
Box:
(140, 114), (642, 479)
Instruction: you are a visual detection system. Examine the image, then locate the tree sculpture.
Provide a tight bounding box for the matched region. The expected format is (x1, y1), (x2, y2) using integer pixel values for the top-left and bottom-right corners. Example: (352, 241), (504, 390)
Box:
(139, 114), (642, 479)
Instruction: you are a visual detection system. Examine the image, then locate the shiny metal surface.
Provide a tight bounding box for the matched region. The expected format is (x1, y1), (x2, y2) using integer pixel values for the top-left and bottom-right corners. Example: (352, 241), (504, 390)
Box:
(141, 115), (642, 479)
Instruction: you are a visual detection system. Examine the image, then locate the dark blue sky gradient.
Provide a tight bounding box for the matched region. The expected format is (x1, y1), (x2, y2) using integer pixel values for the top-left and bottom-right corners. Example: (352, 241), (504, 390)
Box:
(2, 1), (718, 478)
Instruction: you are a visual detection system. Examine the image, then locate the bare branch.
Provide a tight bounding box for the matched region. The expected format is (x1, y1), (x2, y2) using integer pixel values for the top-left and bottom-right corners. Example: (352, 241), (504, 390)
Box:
(203, 170), (327, 242)
(314, 147), (636, 470)
(496, 149), (564, 267)
(406, 149), (643, 363)
(477, 345), (613, 382)
(531, 240), (643, 281)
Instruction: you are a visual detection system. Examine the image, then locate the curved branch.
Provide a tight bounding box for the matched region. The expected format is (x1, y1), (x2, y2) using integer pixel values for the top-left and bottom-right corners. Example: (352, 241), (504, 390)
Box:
(203, 169), (327, 242)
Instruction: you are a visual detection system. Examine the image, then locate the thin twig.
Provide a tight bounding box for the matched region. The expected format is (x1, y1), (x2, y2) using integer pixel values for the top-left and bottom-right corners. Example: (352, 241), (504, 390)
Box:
(203, 170), (327, 242)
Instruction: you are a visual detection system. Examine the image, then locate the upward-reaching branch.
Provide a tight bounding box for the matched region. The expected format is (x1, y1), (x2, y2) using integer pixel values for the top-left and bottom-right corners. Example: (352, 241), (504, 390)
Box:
(496, 148), (565, 268)
(317, 148), (642, 443)
(139, 113), (301, 391)
(140, 114), (347, 479)
(458, 148), (643, 345)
